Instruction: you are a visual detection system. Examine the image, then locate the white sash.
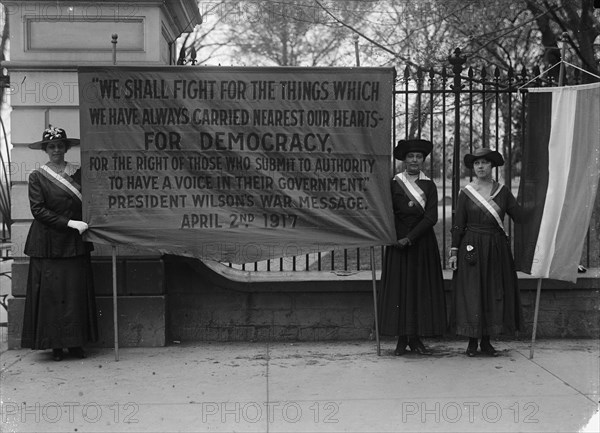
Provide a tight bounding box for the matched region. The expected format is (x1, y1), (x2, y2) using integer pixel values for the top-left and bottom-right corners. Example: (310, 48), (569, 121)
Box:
(464, 183), (507, 235)
(39, 164), (82, 202)
(393, 171), (430, 212)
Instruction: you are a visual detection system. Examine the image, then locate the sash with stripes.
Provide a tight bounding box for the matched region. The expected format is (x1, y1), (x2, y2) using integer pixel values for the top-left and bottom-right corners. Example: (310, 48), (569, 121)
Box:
(463, 183), (507, 235)
(393, 171), (430, 212)
(39, 164), (82, 202)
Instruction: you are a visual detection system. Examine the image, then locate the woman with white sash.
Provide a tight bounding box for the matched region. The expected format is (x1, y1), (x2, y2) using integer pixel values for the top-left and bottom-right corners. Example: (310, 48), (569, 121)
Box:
(378, 139), (446, 356)
(449, 148), (524, 357)
(21, 127), (98, 361)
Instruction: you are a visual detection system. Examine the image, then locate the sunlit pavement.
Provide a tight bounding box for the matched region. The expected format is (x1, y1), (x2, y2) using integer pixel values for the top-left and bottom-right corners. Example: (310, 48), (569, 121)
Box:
(1, 338), (598, 432)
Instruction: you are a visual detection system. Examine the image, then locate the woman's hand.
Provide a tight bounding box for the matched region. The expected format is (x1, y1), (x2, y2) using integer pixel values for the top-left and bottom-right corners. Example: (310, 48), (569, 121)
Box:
(67, 220), (89, 234)
(448, 255), (458, 270)
(396, 237), (412, 249)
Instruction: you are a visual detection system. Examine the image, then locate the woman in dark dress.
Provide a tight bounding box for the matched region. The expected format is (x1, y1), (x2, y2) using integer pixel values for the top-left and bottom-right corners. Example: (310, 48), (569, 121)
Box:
(378, 139), (447, 355)
(21, 126), (98, 361)
(449, 147), (524, 357)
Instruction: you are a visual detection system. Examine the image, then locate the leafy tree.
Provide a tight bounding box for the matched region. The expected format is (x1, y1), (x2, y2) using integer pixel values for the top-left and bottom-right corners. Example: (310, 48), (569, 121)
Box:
(524, 0), (600, 83)
(176, 1), (239, 65)
(216, 0), (364, 66)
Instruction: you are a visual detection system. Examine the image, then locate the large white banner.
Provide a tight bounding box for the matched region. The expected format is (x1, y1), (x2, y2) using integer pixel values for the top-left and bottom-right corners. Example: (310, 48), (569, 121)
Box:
(79, 66), (396, 263)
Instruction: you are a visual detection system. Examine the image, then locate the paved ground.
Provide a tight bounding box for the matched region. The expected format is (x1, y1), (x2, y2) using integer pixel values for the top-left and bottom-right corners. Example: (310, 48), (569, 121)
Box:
(1, 338), (598, 433)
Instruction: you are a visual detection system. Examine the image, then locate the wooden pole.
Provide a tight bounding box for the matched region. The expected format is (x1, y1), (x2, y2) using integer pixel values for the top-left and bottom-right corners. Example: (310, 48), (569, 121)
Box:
(112, 245), (119, 361)
(529, 278), (542, 359)
(370, 246), (381, 356)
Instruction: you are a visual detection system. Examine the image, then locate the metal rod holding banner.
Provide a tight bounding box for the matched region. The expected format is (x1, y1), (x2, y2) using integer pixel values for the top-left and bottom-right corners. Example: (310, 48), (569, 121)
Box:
(558, 32), (568, 86)
(112, 245), (119, 361)
(529, 278), (542, 359)
(370, 246), (380, 356)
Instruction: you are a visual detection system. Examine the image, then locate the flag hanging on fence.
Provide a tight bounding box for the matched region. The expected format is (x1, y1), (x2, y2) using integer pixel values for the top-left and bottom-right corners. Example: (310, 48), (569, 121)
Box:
(515, 82), (600, 283)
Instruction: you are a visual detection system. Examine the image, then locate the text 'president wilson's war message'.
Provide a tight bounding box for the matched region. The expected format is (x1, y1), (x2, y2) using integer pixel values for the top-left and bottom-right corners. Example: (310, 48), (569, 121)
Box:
(79, 67), (396, 263)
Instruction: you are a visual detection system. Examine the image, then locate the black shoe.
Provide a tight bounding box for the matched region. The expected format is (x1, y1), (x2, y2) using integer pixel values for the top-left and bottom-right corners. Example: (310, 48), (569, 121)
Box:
(52, 349), (64, 361)
(394, 336), (408, 356)
(480, 341), (499, 357)
(465, 338), (478, 357)
(68, 347), (87, 359)
(465, 345), (477, 357)
(408, 337), (432, 355)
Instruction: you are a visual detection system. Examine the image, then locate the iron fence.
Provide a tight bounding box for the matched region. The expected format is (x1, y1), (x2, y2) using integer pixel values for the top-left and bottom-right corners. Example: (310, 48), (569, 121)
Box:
(173, 48), (597, 272)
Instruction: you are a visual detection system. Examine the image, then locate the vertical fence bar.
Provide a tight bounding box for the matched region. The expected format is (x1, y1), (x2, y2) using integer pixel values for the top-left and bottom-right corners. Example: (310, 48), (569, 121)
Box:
(416, 68), (423, 137)
(441, 67), (448, 265)
(448, 49), (466, 224)
(481, 66), (488, 149)
(506, 67), (515, 238)
(494, 67), (501, 151)
(404, 66), (410, 141)
(493, 67), (500, 181)
(468, 67), (474, 182)
(428, 68), (435, 179)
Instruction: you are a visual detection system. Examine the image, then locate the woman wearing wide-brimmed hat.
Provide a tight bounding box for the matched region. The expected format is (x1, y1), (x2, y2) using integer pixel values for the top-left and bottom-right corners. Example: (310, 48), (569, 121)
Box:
(378, 139), (447, 356)
(21, 126), (98, 361)
(449, 147), (525, 357)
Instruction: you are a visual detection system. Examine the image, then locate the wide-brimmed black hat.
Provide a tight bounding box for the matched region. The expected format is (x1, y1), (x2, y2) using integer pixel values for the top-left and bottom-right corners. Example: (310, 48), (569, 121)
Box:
(463, 147), (505, 169)
(28, 126), (80, 149)
(393, 139), (433, 160)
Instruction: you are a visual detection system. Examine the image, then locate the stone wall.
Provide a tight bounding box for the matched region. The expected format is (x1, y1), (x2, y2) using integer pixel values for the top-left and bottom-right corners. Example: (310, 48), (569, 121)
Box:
(7, 256), (598, 349)
(164, 258), (599, 343)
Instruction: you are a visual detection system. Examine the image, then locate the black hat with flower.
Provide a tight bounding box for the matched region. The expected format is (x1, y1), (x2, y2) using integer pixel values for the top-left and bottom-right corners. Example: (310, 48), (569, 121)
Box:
(29, 126), (80, 149)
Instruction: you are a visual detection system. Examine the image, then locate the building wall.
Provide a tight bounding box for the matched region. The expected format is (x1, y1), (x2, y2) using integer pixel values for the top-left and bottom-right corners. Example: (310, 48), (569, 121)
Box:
(4, 0), (201, 349)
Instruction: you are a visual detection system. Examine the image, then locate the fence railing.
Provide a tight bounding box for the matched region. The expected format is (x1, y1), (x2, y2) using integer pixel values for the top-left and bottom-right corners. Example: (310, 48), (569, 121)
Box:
(172, 49), (597, 273)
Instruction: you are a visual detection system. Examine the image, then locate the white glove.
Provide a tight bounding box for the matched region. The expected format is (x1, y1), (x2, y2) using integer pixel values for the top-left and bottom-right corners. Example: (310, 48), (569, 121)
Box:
(68, 220), (88, 234)
(448, 255), (458, 271)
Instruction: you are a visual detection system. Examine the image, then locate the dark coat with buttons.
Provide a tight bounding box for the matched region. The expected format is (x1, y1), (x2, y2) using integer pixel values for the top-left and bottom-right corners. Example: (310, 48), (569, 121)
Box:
(24, 167), (93, 258)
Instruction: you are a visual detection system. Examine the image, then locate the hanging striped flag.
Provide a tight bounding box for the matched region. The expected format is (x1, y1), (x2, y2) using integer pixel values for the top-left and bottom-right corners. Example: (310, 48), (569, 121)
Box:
(515, 82), (600, 283)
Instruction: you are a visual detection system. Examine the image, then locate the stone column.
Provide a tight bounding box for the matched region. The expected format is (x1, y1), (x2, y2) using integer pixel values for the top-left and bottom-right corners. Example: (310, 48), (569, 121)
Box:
(4, 0), (201, 348)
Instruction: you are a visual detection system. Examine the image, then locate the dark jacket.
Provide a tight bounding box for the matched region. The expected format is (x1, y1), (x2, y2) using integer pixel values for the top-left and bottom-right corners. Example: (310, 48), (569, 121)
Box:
(390, 177), (438, 244)
(24, 167), (92, 258)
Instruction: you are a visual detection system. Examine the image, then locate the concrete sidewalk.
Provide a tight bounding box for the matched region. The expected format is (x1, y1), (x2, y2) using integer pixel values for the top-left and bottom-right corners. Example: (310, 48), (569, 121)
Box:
(1, 339), (598, 433)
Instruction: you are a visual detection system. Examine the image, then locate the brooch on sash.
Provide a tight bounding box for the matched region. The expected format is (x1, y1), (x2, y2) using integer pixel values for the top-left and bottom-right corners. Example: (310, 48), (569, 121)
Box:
(408, 201), (414, 207)
(465, 244), (477, 265)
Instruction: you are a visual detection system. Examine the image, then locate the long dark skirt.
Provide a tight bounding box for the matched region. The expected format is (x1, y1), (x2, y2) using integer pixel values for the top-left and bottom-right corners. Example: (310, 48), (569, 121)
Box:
(378, 231), (447, 337)
(21, 255), (98, 350)
(450, 227), (523, 338)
